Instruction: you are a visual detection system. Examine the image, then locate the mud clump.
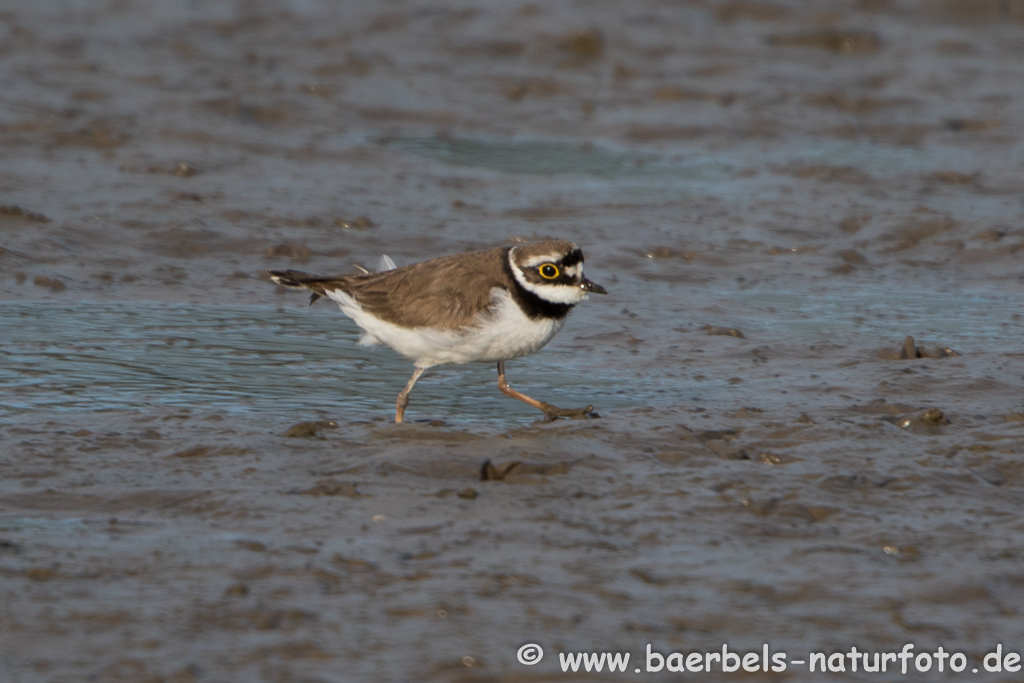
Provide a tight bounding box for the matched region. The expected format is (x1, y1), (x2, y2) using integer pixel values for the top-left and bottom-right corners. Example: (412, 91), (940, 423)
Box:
(947, 118), (1000, 132)
(701, 325), (745, 338)
(283, 421), (339, 438)
(886, 407), (950, 431)
(294, 480), (362, 497)
(878, 336), (961, 360)
(0, 205), (50, 223)
(264, 243), (314, 261)
(838, 215), (872, 233)
(768, 30), (882, 54)
(480, 459), (571, 482)
(556, 28), (604, 64)
(838, 249), (868, 265)
(33, 276), (66, 292)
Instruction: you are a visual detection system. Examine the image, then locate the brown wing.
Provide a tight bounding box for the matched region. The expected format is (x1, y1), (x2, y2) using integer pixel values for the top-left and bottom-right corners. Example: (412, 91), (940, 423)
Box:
(343, 246), (509, 329)
(270, 247), (510, 329)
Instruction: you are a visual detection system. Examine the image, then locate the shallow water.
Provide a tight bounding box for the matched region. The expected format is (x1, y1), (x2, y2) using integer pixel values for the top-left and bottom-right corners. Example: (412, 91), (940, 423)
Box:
(381, 135), (1022, 218)
(0, 300), (676, 421)
(2, 286), (1016, 422)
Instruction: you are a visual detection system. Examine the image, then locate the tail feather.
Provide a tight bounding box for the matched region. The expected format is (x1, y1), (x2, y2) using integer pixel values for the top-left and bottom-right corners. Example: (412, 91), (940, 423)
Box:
(268, 269), (334, 305)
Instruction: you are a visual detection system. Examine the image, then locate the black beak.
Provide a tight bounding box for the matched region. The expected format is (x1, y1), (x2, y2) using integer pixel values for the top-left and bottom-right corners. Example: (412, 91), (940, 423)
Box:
(580, 278), (607, 295)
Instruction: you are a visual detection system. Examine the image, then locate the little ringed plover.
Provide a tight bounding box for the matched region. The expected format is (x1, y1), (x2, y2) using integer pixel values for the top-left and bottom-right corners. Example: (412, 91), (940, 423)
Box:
(268, 240), (607, 423)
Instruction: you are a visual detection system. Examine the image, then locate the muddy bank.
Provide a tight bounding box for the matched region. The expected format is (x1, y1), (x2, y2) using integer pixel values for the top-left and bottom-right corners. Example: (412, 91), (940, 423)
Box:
(4, 395), (1024, 680)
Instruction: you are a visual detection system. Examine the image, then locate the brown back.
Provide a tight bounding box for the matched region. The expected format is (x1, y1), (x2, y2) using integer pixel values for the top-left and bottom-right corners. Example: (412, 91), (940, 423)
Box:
(316, 246), (510, 329)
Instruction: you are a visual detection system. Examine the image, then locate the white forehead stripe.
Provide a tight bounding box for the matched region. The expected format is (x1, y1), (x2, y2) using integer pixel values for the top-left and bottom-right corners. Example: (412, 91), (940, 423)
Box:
(520, 253), (564, 267)
(563, 264), (581, 278)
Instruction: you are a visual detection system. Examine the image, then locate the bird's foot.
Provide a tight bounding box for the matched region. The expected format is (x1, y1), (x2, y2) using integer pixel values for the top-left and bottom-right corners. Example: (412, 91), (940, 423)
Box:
(538, 402), (598, 422)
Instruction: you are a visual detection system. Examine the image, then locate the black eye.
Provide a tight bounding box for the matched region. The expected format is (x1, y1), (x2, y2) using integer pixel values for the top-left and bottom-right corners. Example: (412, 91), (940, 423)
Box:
(539, 264), (559, 279)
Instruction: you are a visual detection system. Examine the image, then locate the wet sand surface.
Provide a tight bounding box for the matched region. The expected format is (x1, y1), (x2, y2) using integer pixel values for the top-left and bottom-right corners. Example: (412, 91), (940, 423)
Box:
(2, 1), (1024, 680)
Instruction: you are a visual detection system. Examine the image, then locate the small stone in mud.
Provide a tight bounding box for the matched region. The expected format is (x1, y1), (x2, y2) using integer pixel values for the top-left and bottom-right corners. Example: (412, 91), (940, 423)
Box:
(502, 79), (565, 101)
(838, 215), (871, 233)
(918, 346), (960, 359)
(332, 554), (376, 571)
(946, 118), (1000, 132)
(881, 545), (920, 560)
(234, 540), (267, 552)
(613, 62), (639, 79)
(971, 229), (1005, 242)
(929, 170), (977, 184)
(779, 504), (840, 523)
(557, 28), (604, 63)
(741, 496), (779, 517)
(839, 249), (867, 265)
(169, 445), (246, 458)
(699, 429), (739, 441)
(224, 582), (249, 597)
(334, 216), (374, 230)
(26, 567), (57, 581)
(456, 488), (478, 500)
(655, 451), (692, 465)
(173, 161), (200, 177)
(529, 462), (571, 476)
(701, 324), (744, 338)
(767, 30), (882, 54)
(757, 451), (797, 465)
(283, 420), (339, 438)
(295, 480), (362, 497)
(729, 406), (763, 418)
(886, 407), (949, 430)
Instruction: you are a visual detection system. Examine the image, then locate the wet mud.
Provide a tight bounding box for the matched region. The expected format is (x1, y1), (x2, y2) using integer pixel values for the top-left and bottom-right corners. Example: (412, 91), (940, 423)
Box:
(1, 1), (1024, 681)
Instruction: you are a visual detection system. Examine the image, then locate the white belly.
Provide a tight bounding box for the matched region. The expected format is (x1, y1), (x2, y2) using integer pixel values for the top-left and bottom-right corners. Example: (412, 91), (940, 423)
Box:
(325, 288), (566, 368)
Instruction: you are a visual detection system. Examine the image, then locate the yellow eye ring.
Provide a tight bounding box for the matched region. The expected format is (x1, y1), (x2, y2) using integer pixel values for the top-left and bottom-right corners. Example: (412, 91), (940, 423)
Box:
(539, 263), (559, 279)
